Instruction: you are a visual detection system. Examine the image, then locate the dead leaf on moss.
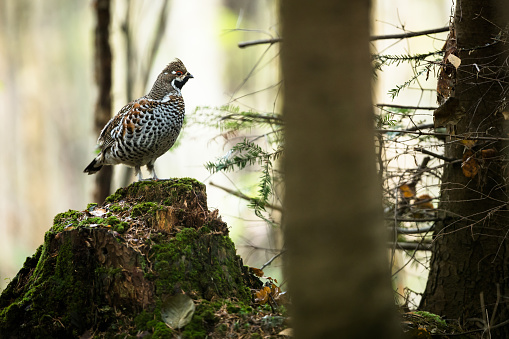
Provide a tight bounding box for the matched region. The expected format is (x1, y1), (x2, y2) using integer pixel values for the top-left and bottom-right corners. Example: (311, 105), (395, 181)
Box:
(278, 328), (293, 337)
(462, 150), (479, 178)
(89, 208), (107, 217)
(161, 294), (196, 329)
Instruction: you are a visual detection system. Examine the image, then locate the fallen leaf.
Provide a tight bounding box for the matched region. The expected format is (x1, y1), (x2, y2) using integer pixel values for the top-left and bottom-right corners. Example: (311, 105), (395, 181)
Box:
(399, 184), (415, 199)
(278, 328), (293, 337)
(502, 111), (509, 120)
(447, 54), (461, 69)
(161, 294), (196, 329)
(462, 150), (479, 178)
(89, 208), (107, 217)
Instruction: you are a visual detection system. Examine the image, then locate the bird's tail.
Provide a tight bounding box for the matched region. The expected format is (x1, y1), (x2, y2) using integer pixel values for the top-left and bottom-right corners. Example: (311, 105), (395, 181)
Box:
(84, 155), (103, 175)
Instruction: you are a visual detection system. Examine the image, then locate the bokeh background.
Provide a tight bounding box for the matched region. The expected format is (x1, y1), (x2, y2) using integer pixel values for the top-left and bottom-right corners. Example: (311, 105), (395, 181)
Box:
(0, 0), (450, 298)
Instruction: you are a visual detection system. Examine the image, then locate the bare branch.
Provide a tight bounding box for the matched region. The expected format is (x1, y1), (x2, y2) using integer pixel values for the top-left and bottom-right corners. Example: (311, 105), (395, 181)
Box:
(415, 147), (457, 162)
(209, 182), (283, 212)
(371, 26), (449, 41)
(395, 225), (434, 234)
(238, 26), (450, 48)
(238, 38), (282, 48)
(261, 250), (285, 270)
(376, 103), (438, 110)
(389, 242), (432, 251)
(385, 217), (442, 222)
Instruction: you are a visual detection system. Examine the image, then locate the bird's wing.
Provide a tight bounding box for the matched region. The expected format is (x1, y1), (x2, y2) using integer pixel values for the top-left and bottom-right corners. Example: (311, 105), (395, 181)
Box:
(97, 102), (136, 149)
(97, 98), (159, 150)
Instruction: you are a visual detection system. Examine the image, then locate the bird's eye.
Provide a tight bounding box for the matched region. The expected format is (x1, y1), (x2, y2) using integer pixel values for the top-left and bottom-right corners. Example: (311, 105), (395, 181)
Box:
(176, 71), (183, 76)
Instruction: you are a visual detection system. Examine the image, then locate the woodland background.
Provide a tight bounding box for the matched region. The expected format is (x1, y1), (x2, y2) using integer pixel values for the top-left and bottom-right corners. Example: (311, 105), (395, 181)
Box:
(0, 0), (449, 302)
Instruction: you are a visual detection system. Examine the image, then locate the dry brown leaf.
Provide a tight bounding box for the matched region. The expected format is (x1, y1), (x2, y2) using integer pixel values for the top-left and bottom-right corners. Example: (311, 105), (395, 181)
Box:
(481, 148), (497, 159)
(399, 184), (416, 199)
(414, 195), (434, 210)
(459, 139), (477, 149)
(249, 267), (264, 277)
(462, 150), (479, 178)
(502, 111), (509, 120)
(255, 287), (271, 305)
(447, 54), (461, 69)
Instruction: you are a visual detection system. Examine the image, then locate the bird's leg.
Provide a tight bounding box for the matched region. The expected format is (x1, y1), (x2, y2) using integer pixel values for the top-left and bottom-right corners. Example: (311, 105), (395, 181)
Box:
(146, 162), (159, 181)
(134, 166), (144, 181)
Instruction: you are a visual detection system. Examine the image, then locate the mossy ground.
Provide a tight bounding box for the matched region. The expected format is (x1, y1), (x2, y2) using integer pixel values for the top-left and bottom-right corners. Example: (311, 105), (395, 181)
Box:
(0, 178), (286, 339)
(401, 310), (478, 338)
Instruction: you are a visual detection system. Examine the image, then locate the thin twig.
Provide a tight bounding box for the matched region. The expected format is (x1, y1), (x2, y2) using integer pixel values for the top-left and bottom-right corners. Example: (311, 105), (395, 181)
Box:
(415, 147), (457, 162)
(406, 124), (435, 132)
(210, 182), (283, 212)
(388, 242), (432, 250)
(385, 217), (443, 222)
(376, 103), (438, 110)
(394, 226), (435, 234)
(378, 129), (509, 141)
(260, 250), (285, 270)
(370, 26), (449, 41)
(238, 38), (282, 48)
(238, 26), (450, 48)
(376, 128), (448, 137)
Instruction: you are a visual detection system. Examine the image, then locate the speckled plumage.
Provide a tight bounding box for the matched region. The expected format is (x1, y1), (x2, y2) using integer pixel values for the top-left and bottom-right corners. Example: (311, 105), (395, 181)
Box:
(84, 59), (193, 180)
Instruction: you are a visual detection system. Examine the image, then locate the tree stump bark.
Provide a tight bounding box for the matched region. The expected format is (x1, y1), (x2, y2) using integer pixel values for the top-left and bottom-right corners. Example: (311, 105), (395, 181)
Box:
(0, 179), (260, 338)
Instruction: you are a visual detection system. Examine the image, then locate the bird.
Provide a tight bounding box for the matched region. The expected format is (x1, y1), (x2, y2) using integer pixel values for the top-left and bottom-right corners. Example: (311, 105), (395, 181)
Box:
(84, 58), (193, 181)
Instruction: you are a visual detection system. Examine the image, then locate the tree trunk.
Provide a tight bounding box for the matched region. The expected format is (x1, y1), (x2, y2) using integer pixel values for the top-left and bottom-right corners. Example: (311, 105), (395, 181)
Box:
(281, 1), (402, 338)
(420, 0), (509, 335)
(92, 0), (113, 203)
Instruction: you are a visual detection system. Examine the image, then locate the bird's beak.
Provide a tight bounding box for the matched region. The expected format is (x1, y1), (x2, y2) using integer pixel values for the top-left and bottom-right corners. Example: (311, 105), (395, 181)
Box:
(186, 73), (194, 79)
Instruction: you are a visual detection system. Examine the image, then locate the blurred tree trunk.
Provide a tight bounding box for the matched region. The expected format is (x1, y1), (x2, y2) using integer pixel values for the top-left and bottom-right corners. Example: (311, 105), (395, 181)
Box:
(92, 0), (113, 202)
(281, 1), (401, 338)
(420, 0), (509, 335)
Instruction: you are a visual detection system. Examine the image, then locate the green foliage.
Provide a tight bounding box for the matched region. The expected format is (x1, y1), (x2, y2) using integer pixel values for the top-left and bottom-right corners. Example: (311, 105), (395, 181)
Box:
(373, 51), (442, 99)
(387, 65), (432, 99)
(199, 105), (283, 219)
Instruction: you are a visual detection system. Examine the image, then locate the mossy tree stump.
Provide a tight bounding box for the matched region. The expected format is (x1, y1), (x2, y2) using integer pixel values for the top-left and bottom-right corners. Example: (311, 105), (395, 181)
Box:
(0, 178), (261, 338)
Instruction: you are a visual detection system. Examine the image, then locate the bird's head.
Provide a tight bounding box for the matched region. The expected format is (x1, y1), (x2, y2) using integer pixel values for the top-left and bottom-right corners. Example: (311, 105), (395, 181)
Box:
(149, 58), (194, 99)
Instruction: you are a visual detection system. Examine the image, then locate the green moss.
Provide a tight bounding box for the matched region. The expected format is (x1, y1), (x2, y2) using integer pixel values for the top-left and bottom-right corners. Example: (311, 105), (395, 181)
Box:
(52, 209), (82, 232)
(105, 189), (124, 203)
(131, 202), (159, 218)
(104, 215), (128, 233)
(152, 322), (173, 339)
(414, 310), (447, 328)
(86, 203), (98, 211)
(181, 302), (217, 339)
(109, 203), (127, 213)
(78, 217), (105, 226)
